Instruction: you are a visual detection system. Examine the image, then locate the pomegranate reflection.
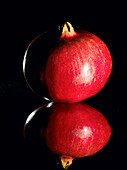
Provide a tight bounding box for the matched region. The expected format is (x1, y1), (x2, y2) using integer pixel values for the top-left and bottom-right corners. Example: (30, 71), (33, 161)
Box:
(24, 102), (111, 169)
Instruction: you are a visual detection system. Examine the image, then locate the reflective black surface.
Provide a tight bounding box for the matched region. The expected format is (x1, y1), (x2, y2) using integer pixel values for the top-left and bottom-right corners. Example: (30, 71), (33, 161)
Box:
(1, 2), (127, 170)
(23, 30), (61, 97)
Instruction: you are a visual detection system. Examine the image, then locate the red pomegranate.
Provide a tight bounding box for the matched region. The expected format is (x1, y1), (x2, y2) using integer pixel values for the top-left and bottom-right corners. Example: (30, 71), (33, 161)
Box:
(39, 22), (112, 103)
(44, 102), (111, 169)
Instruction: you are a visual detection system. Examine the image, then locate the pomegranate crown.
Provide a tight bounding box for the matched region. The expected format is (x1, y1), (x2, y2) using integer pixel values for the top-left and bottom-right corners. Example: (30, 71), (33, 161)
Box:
(60, 22), (77, 38)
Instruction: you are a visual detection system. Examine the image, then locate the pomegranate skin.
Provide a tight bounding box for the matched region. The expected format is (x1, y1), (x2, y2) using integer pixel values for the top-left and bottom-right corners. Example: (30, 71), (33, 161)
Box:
(43, 29), (112, 103)
(45, 102), (111, 158)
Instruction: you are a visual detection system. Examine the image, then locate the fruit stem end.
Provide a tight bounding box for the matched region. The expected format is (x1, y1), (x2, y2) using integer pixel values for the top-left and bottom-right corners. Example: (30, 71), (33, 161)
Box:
(60, 155), (74, 169)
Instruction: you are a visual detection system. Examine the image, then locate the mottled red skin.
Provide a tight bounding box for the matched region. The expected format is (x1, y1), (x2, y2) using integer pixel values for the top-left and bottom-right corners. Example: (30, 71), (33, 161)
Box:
(45, 102), (111, 158)
(42, 31), (112, 103)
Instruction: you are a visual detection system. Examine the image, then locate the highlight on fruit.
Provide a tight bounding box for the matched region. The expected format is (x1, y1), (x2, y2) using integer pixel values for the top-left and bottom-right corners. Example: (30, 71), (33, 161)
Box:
(23, 22), (112, 103)
(24, 102), (111, 169)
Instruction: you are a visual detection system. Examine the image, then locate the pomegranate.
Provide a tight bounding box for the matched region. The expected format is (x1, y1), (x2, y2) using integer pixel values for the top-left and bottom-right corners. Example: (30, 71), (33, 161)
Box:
(43, 102), (111, 169)
(42, 22), (112, 103)
(23, 22), (112, 103)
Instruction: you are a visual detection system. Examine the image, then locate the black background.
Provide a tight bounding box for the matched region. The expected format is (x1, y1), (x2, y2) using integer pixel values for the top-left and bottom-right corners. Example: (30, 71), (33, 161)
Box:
(1, 1), (127, 170)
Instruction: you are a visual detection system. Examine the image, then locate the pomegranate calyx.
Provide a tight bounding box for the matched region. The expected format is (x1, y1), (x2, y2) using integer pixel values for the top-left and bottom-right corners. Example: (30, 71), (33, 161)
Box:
(60, 155), (74, 169)
(61, 22), (77, 39)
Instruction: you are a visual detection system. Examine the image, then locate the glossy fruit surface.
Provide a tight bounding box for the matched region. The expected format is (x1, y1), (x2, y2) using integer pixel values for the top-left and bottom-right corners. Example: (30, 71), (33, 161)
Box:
(23, 22), (112, 103)
(44, 102), (111, 168)
(42, 22), (112, 103)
